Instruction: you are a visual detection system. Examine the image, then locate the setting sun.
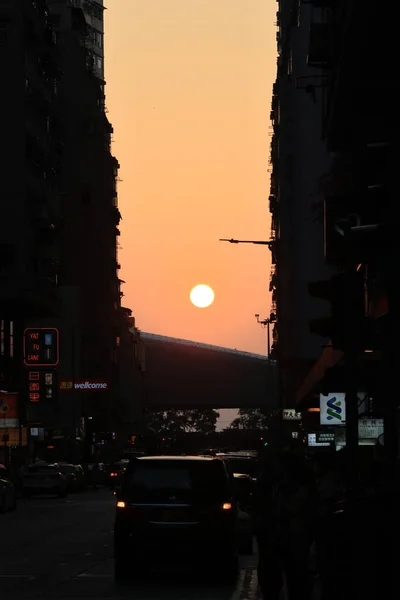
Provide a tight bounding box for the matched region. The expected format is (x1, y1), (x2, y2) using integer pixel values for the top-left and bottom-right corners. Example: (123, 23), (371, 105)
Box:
(190, 285), (215, 309)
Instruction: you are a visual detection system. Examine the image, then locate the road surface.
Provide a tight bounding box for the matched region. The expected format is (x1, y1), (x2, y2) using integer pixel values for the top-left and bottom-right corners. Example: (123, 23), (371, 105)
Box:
(0, 488), (259, 600)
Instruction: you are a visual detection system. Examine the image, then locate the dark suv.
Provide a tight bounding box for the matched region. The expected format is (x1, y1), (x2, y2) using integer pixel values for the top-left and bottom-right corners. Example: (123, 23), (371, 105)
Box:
(114, 456), (238, 583)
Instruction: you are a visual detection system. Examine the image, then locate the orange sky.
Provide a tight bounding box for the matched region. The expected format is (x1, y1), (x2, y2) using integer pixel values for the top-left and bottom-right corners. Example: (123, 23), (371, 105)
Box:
(104, 0), (277, 360)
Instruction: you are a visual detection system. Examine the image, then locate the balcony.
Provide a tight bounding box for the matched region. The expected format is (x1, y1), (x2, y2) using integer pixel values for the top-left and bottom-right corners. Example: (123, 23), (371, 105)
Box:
(111, 206), (122, 225)
(269, 195), (278, 214)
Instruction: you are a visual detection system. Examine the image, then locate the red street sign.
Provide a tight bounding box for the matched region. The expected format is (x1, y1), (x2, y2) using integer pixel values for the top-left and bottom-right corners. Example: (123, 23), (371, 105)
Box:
(23, 328), (59, 366)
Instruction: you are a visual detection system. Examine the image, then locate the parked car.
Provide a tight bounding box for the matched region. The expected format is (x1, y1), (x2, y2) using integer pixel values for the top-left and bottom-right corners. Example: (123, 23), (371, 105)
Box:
(73, 464), (87, 490)
(114, 455), (239, 583)
(0, 464), (17, 512)
(106, 460), (129, 488)
(216, 453), (261, 481)
(56, 463), (86, 492)
(233, 472), (256, 513)
(84, 462), (107, 487)
(22, 463), (68, 498)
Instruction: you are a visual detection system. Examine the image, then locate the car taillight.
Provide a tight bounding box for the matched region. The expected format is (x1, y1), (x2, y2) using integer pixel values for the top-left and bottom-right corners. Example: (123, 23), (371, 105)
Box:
(111, 472), (117, 477)
(115, 503), (143, 521)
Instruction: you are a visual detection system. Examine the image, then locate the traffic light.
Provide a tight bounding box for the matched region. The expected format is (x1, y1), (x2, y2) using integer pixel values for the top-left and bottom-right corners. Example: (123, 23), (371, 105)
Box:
(324, 142), (390, 264)
(308, 272), (366, 351)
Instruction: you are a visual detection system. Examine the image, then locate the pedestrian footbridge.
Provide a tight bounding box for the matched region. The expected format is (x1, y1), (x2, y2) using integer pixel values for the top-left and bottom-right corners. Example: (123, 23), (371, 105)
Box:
(141, 333), (278, 410)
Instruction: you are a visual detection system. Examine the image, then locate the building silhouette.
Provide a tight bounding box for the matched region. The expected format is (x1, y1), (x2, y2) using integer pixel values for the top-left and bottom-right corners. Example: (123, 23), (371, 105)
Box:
(271, 1), (396, 457)
(0, 0), (143, 462)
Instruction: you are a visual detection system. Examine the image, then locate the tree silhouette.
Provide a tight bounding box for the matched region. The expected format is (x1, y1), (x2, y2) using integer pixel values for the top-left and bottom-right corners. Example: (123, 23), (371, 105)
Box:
(225, 408), (269, 430)
(144, 409), (220, 436)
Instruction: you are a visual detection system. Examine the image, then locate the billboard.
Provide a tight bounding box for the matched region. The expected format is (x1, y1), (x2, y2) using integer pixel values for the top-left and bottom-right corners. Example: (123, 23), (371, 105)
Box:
(320, 392), (346, 425)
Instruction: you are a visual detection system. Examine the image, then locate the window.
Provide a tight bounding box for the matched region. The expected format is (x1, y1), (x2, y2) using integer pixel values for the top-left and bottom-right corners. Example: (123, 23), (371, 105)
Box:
(0, 243), (14, 271)
(0, 19), (9, 46)
(94, 30), (102, 48)
(123, 460), (230, 502)
(96, 55), (103, 70)
(287, 50), (293, 76)
(88, 26), (102, 49)
(83, 1), (103, 21)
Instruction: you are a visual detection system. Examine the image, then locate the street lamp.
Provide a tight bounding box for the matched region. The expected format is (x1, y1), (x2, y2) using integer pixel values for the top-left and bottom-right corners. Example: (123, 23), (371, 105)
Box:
(255, 313), (276, 358)
(219, 238), (275, 246)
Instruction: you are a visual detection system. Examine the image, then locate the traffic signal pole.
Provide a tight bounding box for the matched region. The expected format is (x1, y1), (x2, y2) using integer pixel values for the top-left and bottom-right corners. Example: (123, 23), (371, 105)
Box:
(343, 267), (361, 490)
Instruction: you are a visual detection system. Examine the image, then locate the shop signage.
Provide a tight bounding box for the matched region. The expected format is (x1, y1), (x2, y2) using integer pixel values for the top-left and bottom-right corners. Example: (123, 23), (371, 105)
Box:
(320, 392), (346, 425)
(59, 379), (109, 391)
(308, 433), (330, 447)
(27, 370), (57, 402)
(358, 418), (384, 439)
(282, 409), (302, 420)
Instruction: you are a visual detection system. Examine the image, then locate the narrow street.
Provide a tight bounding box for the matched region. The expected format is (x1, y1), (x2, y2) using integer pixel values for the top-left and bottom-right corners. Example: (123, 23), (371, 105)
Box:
(0, 489), (259, 600)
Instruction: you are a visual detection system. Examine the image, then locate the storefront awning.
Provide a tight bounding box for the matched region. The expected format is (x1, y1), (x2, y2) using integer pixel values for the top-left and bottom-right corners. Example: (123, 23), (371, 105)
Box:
(296, 345), (343, 407)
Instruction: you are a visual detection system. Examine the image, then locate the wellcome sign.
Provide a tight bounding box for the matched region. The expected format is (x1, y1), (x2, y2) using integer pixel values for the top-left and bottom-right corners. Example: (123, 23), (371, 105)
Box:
(59, 380), (109, 391)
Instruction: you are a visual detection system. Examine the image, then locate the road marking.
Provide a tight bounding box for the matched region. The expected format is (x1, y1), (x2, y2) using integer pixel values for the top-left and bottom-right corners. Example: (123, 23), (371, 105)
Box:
(232, 568), (258, 600)
(0, 575), (32, 579)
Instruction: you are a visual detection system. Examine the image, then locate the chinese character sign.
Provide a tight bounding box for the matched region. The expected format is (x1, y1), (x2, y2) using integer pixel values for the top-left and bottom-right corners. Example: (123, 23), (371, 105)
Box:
(27, 370), (57, 403)
(23, 328), (59, 366)
(282, 409), (302, 421)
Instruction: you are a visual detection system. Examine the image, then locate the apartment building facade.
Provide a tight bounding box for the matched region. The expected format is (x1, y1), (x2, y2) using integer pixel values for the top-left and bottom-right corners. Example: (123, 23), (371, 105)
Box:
(269, 0), (336, 409)
(0, 0), (143, 462)
(271, 0), (397, 456)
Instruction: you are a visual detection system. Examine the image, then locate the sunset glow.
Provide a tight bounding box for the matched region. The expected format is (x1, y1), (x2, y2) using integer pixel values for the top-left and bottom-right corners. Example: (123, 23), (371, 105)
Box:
(190, 285), (215, 309)
(105, 0), (276, 355)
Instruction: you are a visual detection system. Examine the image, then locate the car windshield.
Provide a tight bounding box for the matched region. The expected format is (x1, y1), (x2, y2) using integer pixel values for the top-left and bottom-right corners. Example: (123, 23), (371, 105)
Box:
(122, 459), (230, 502)
(59, 465), (75, 474)
(28, 465), (58, 473)
(222, 458), (259, 476)
(25, 466), (59, 477)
